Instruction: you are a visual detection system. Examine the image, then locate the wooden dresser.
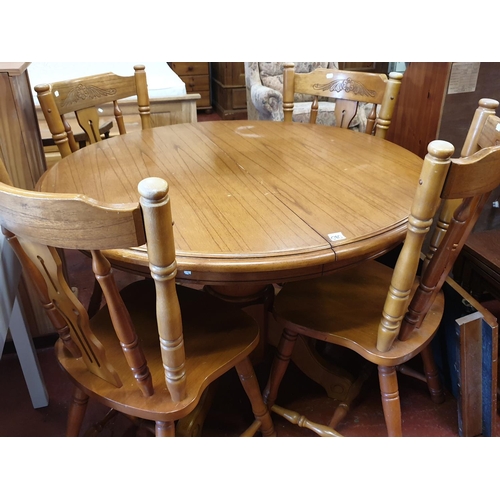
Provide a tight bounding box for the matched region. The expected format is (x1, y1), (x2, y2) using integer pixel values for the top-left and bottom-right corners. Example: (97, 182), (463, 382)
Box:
(211, 62), (248, 120)
(168, 62), (211, 112)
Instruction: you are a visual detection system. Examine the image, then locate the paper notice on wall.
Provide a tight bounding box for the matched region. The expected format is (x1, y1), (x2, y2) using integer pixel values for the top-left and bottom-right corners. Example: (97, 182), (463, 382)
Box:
(447, 62), (481, 94)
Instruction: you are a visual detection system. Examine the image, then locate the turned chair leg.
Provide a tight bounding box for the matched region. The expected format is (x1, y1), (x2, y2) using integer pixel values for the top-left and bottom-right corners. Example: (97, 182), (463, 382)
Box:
(235, 357), (276, 437)
(263, 328), (299, 408)
(378, 365), (403, 437)
(155, 420), (176, 437)
(328, 363), (375, 428)
(420, 345), (445, 404)
(66, 386), (89, 437)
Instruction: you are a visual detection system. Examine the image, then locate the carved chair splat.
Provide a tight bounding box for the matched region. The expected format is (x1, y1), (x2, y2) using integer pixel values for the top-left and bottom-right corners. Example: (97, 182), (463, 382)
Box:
(35, 65), (152, 319)
(282, 62), (403, 138)
(35, 65), (151, 158)
(0, 176), (275, 437)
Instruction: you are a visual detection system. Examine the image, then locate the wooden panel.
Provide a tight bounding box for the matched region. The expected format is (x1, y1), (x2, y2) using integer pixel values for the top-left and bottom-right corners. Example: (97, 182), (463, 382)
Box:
(386, 62), (500, 160)
(0, 64), (47, 189)
(232, 88), (247, 109)
(386, 62), (452, 158)
(338, 62), (389, 74)
(211, 62), (247, 120)
(434, 279), (498, 437)
(438, 63), (500, 154)
(211, 62), (245, 86)
(457, 311), (484, 436)
(0, 63), (53, 338)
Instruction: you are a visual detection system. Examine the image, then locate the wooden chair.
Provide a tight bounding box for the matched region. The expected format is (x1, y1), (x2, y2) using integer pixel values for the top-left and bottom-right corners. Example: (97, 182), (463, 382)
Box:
(0, 176), (275, 437)
(35, 65), (152, 317)
(282, 62), (403, 138)
(263, 136), (500, 436)
(35, 64), (151, 158)
(425, 98), (500, 267)
(0, 158), (48, 409)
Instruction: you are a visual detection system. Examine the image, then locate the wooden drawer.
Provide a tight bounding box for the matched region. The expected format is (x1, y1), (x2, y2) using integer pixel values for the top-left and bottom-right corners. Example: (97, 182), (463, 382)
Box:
(170, 62), (208, 76)
(197, 91), (211, 108)
(180, 75), (210, 92)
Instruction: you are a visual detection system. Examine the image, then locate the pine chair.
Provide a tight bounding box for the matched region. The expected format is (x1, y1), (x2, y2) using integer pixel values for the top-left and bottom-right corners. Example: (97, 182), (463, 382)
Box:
(282, 62), (403, 138)
(35, 64), (152, 317)
(35, 64), (151, 158)
(0, 158), (48, 409)
(263, 135), (500, 436)
(425, 98), (500, 267)
(0, 176), (275, 437)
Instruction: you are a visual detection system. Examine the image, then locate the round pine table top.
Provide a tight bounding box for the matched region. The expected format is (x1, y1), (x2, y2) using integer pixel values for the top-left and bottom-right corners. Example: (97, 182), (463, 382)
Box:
(37, 120), (422, 286)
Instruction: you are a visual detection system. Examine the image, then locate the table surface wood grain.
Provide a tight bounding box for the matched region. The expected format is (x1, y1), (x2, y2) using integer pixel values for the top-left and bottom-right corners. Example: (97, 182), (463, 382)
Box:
(37, 120), (423, 286)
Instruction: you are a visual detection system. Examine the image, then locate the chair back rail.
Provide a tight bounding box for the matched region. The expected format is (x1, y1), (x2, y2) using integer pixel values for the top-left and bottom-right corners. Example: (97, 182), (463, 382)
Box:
(400, 145), (500, 339)
(282, 63), (403, 138)
(0, 176), (185, 400)
(424, 99), (500, 268)
(35, 65), (151, 158)
(377, 128), (500, 350)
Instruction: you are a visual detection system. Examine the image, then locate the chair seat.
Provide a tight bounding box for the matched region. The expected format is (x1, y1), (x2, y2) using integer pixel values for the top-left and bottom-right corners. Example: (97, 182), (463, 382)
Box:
(273, 260), (445, 366)
(56, 280), (259, 422)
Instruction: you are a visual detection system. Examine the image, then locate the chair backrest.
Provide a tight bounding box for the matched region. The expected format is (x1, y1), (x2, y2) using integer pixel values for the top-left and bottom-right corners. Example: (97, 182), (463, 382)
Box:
(424, 98), (500, 266)
(282, 62), (403, 138)
(0, 175), (188, 402)
(375, 136), (500, 352)
(35, 65), (151, 159)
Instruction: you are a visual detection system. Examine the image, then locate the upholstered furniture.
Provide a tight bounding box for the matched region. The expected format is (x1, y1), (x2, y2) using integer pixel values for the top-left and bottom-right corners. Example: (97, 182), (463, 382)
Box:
(245, 62), (335, 120)
(245, 62), (368, 130)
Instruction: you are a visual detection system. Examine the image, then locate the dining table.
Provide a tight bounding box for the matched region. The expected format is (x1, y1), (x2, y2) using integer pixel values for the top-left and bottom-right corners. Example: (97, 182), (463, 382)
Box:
(37, 119), (424, 432)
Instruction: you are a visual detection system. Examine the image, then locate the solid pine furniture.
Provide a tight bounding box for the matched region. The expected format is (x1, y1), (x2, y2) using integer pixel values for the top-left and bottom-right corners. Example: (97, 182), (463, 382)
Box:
(36, 121), (423, 289)
(386, 63), (500, 159)
(0, 63), (52, 339)
(0, 63), (47, 190)
(263, 107), (500, 436)
(451, 99), (500, 311)
(35, 65), (152, 159)
(0, 174), (275, 437)
(168, 62), (212, 111)
(36, 120), (425, 422)
(425, 98), (500, 268)
(282, 62), (403, 138)
(0, 159), (48, 409)
(35, 65), (154, 317)
(211, 62), (248, 120)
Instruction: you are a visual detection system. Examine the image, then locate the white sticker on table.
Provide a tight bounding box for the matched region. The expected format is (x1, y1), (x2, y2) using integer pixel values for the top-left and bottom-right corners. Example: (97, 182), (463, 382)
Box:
(328, 232), (346, 242)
